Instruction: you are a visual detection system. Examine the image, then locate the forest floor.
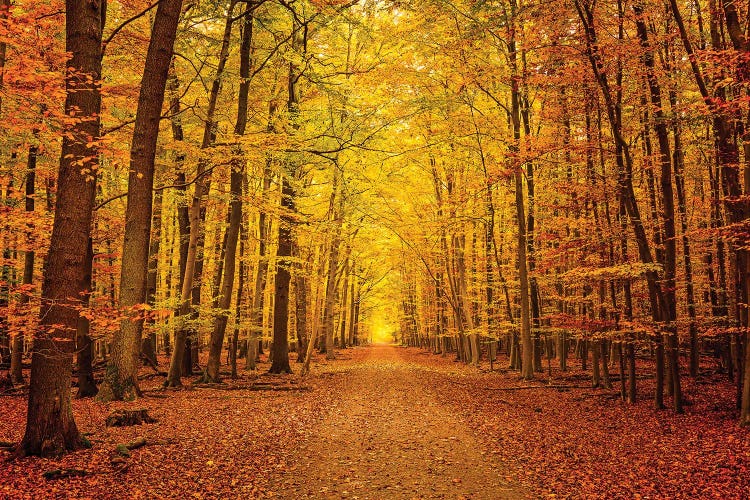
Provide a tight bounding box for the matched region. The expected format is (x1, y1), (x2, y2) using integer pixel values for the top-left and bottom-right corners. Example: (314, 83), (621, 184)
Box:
(267, 345), (523, 499)
(0, 345), (749, 499)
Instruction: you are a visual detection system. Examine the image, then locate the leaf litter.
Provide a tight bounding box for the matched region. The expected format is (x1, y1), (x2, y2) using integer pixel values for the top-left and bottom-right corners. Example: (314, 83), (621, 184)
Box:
(1, 346), (748, 499)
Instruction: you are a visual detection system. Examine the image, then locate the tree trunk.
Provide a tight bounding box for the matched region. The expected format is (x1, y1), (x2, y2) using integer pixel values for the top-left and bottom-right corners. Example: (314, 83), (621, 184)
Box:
(521, 95), (542, 373)
(246, 163), (272, 370)
(141, 187), (162, 369)
(10, 143), (37, 385)
(347, 260), (356, 347)
(229, 5), (253, 378)
(269, 175), (294, 374)
(99, 0), (183, 401)
(76, 238), (98, 398)
(323, 167), (342, 360)
(295, 257), (309, 362)
(18, 0), (105, 456)
(338, 252), (350, 348)
(269, 12), (304, 373)
(203, 164), (243, 382)
(246, 107), (276, 370)
(506, 0), (533, 379)
(634, 2), (682, 412)
(167, 60), (189, 363)
(230, 241), (244, 379)
(166, 1), (234, 386)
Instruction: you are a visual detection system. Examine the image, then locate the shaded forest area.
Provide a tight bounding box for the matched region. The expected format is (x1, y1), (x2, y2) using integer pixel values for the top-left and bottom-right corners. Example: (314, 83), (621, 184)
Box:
(1, 0), (750, 494)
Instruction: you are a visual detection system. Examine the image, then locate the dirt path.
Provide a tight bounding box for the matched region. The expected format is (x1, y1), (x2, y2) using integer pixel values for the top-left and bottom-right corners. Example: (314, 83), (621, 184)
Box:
(270, 345), (524, 499)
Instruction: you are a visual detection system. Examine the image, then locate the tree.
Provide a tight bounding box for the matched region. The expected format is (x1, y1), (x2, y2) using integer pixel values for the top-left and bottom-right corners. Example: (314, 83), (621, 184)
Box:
(166, 1), (236, 386)
(10, 134), (37, 385)
(269, 8), (305, 374)
(17, 0), (105, 457)
(98, 0), (184, 401)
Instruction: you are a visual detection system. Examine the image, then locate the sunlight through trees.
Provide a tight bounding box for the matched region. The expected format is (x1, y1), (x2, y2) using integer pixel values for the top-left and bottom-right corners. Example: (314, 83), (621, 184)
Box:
(1, 0), (750, 494)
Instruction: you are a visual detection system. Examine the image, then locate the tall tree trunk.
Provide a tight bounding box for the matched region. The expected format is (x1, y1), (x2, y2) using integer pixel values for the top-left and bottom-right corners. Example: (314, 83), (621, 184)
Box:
(0, 198), (11, 369)
(347, 259), (356, 347)
(141, 187), (162, 370)
(672, 100), (698, 377)
(339, 252), (350, 348)
(10, 142), (37, 385)
(230, 225), (245, 379)
(634, 3), (682, 412)
(484, 178), (495, 361)
(99, 0), (183, 401)
(166, 1), (235, 386)
(76, 238), (97, 398)
(295, 250), (309, 362)
(520, 94), (541, 373)
(269, 176), (294, 374)
(167, 60), (189, 361)
(229, 4), (253, 378)
(269, 13), (304, 374)
(323, 167), (342, 360)
(455, 232), (477, 365)
(203, 165), (243, 382)
(18, 0), (105, 456)
(508, 0), (533, 379)
(353, 283), (361, 344)
(430, 157), (452, 356)
(246, 161), (272, 370)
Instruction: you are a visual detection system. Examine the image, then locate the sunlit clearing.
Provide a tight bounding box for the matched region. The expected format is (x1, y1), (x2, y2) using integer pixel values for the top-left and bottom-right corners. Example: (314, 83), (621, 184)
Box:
(369, 310), (396, 344)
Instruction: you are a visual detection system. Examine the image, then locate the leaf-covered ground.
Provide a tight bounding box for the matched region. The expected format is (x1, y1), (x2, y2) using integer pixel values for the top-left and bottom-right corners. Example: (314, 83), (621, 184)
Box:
(1, 346), (748, 498)
(268, 346), (523, 499)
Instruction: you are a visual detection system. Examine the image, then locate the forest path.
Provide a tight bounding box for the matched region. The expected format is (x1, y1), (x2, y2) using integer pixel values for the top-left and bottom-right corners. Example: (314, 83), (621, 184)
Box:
(269, 344), (524, 499)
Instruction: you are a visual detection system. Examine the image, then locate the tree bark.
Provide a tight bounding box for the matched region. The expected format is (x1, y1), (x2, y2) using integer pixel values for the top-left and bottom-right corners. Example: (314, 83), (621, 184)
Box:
(141, 187), (162, 369)
(76, 238), (98, 398)
(508, 0), (533, 379)
(338, 252), (350, 348)
(323, 167), (342, 360)
(229, 4), (253, 378)
(10, 142), (37, 385)
(167, 60), (189, 361)
(269, 11), (305, 374)
(167, 1), (235, 386)
(246, 160), (272, 370)
(520, 93), (541, 373)
(203, 165), (243, 382)
(634, 3), (682, 412)
(18, 0), (105, 456)
(99, 0), (183, 401)
(269, 175), (294, 374)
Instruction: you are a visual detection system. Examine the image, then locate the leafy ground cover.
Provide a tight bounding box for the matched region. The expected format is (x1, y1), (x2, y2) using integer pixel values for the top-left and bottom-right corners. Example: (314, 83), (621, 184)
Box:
(1, 346), (748, 498)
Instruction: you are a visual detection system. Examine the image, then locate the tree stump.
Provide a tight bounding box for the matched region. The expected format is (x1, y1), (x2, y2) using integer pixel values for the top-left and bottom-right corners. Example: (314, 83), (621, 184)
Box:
(105, 409), (156, 427)
(0, 373), (13, 390)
